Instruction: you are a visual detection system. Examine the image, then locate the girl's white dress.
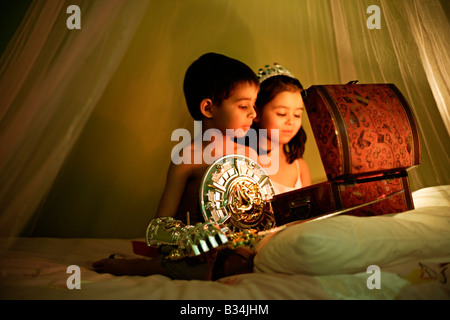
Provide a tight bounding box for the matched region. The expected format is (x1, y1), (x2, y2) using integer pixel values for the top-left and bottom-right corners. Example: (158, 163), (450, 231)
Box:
(270, 159), (302, 194)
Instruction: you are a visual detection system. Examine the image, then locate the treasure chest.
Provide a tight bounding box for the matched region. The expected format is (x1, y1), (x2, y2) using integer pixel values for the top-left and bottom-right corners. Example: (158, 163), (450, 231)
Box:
(272, 83), (421, 226)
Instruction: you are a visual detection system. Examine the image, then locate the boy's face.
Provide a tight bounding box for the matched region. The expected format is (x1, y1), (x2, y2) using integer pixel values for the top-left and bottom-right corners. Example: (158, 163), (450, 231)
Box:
(211, 83), (258, 137)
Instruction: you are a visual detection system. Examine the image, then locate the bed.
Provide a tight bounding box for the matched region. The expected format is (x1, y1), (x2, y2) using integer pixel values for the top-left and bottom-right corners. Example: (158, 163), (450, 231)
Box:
(0, 185), (449, 301)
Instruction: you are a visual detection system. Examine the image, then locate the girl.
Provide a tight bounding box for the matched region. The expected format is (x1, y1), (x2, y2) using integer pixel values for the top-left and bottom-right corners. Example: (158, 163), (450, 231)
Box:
(253, 64), (312, 194)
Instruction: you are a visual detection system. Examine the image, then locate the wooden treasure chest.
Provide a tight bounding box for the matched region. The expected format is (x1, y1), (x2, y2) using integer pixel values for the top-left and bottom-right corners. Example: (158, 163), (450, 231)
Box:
(272, 83), (421, 226)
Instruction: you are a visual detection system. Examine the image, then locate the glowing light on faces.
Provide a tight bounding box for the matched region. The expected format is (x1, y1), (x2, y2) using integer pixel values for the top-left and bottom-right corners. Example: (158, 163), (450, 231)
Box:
(258, 90), (304, 146)
(212, 83), (258, 138)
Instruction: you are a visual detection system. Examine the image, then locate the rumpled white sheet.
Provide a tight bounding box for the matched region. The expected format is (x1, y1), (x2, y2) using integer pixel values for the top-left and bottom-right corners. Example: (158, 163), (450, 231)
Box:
(0, 186), (449, 300)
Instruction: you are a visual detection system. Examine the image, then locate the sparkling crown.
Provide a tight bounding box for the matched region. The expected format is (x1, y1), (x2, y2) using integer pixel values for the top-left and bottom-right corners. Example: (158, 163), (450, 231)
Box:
(257, 63), (296, 83)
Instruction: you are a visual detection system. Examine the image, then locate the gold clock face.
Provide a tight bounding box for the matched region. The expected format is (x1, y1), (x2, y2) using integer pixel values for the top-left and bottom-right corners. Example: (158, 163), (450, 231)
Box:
(200, 155), (275, 231)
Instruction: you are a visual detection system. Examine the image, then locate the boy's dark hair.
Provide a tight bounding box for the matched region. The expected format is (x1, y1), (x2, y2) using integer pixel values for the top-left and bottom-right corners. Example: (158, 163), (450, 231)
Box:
(254, 75), (307, 164)
(183, 52), (259, 120)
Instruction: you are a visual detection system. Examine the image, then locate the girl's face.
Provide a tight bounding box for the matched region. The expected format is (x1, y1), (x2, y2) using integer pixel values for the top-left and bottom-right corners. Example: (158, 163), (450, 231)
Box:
(257, 90), (304, 145)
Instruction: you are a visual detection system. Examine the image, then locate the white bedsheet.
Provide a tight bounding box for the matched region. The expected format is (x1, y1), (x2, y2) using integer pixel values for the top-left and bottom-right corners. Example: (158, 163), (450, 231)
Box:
(0, 186), (449, 300)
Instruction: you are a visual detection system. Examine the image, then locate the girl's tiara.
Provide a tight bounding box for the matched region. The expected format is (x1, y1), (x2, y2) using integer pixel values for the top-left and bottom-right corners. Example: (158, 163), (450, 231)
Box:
(257, 63), (296, 83)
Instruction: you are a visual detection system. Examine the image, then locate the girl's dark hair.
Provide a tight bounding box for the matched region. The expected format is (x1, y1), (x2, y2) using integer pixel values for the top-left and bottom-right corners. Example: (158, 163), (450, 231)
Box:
(183, 53), (260, 120)
(254, 75), (307, 164)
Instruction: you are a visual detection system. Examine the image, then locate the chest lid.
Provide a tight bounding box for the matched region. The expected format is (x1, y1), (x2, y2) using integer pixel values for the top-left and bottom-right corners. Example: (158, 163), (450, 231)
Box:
(304, 83), (421, 180)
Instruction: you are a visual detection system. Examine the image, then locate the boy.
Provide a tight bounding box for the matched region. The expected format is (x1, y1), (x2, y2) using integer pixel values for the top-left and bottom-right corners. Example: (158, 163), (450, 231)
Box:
(156, 52), (259, 225)
(93, 53), (259, 280)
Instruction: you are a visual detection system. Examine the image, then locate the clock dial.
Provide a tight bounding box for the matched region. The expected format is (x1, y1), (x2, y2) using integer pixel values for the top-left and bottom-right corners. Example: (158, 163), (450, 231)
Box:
(200, 155), (275, 231)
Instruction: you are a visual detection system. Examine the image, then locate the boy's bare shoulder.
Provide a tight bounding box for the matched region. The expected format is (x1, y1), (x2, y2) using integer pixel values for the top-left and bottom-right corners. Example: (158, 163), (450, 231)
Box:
(167, 159), (196, 181)
(167, 142), (208, 179)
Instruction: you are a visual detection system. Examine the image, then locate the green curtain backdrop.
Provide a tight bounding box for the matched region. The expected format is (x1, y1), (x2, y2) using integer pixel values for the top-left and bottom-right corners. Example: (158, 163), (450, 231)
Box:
(0, 0), (449, 239)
